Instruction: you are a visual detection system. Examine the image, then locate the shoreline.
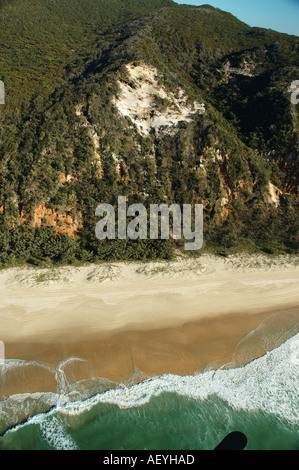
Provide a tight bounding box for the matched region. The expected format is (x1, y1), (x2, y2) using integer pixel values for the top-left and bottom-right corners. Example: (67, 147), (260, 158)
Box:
(1, 331), (298, 442)
(1, 307), (298, 436)
(0, 254), (298, 398)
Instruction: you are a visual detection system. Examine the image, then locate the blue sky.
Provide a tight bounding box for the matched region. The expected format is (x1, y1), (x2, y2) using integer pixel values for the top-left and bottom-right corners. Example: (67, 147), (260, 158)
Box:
(175, 0), (299, 36)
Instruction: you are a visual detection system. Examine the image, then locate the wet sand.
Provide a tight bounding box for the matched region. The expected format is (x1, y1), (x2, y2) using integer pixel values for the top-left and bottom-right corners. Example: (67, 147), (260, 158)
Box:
(1, 307), (298, 398)
(1, 254), (299, 398)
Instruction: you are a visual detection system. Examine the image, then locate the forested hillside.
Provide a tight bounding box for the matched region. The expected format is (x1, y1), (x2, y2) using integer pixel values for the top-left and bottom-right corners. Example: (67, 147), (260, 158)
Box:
(0, 0), (298, 266)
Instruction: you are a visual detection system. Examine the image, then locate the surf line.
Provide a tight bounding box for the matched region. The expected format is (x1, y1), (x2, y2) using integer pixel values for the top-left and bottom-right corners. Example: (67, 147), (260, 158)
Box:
(95, 196), (203, 251)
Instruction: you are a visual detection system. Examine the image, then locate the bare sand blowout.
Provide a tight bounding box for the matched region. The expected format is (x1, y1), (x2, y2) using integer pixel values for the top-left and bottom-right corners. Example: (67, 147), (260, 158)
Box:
(0, 254), (299, 399)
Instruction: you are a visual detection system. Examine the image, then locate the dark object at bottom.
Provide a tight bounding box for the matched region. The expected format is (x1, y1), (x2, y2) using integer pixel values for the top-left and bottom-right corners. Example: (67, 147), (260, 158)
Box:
(214, 432), (248, 450)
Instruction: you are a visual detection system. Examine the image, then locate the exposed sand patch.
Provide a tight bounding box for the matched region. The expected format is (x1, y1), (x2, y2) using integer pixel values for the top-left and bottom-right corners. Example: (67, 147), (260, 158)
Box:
(75, 104), (102, 175)
(267, 182), (282, 207)
(114, 63), (205, 136)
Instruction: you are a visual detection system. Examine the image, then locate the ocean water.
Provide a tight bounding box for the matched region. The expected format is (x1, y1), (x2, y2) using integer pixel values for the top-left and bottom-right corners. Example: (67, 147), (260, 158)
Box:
(0, 334), (298, 450)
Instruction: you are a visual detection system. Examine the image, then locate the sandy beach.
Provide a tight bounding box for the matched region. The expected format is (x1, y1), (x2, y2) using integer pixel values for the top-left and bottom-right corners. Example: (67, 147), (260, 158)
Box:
(1, 254), (299, 398)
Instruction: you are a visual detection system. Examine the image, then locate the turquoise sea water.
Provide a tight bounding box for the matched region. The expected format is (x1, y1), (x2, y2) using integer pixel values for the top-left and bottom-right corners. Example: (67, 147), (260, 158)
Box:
(0, 334), (299, 450)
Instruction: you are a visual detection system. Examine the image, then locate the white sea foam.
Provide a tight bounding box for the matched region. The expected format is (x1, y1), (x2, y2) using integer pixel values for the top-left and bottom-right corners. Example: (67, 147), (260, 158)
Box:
(0, 358), (54, 374)
(55, 357), (87, 397)
(36, 414), (78, 450)
(58, 334), (299, 425)
(2, 334), (298, 449)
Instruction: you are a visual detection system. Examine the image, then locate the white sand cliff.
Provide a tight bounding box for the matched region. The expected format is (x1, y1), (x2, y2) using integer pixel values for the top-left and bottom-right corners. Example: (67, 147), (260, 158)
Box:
(114, 63), (205, 136)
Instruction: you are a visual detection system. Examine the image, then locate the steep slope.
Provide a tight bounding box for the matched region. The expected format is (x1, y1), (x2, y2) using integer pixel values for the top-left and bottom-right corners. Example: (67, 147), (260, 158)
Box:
(0, 0), (174, 102)
(0, 2), (298, 265)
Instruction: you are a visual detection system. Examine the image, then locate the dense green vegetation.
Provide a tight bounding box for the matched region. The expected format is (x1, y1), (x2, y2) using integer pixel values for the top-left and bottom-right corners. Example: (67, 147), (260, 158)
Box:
(0, 0), (174, 102)
(0, 0), (298, 266)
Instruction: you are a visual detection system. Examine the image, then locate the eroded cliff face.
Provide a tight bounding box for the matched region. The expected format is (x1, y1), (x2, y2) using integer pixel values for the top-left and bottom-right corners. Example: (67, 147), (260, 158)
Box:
(114, 63), (205, 136)
(0, 3), (298, 262)
(30, 202), (82, 238)
(0, 203), (82, 238)
(0, 54), (294, 242)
